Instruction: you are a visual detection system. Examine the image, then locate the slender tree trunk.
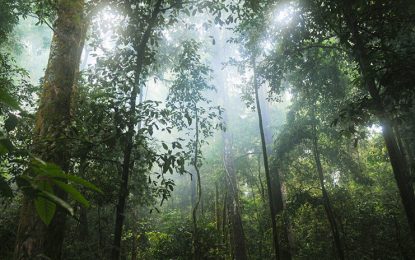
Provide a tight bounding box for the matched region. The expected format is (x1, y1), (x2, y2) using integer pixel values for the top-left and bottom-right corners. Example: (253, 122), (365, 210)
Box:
(192, 109), (203, 260)
(252, 56), (290, 260)
(79, 206), (89, 241)
(281, 182), (296, 255)
(14, 1), (86, 259)
(131, 232), (137, 260)
(215, 182), (221, 231)
(111, 1), (163, 259)
(226, 192), (236, 259)
(259, 78), (293, 257)
(79, 155), (89, 242)
(191, 169), (197, 206)
(342, 6), (415, 243)
(311, 119), (344, 260)
(98, 205), (103, 255)
(222, 190), (228, 242)
(79, 204), (89, 256)
(257, 155), (266, 203)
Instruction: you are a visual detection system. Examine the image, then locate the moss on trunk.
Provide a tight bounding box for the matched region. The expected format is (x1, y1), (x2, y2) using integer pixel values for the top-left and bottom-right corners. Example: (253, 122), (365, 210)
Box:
(14, 1), (86, 259)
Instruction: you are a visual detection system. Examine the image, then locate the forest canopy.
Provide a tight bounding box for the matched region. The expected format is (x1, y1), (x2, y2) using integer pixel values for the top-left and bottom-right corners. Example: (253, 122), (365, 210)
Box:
(1, 0), (415, 259)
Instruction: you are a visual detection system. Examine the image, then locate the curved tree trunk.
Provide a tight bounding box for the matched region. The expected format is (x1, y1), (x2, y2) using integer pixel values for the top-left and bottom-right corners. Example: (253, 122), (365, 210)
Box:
(14, 1), (86, 259)
(111, 1), (163, 259)
(310, 116), (344, 260)
(192, 109), (202, 260)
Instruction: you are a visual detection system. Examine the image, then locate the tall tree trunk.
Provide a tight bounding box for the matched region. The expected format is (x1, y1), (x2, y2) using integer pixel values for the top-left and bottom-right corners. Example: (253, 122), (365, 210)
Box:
(214, 28), (248, 259)
(111, 1), (163, 259)
(215, 182), (221, 231)
(342, 5), (415, 242)
(310, 116), (344, 260)
(131, 232), (137, 260)
(79, 155), (89, 242)
(14, 1), (86, 259)
(191, 168), (197, 206)
(259, 81), (293, 255)
(223, 117), (248, 260)
(257, 155), (266, 203)
(79, 206), (89, 241)
(222, 190), (228, 241)
(98, 205), (103, 256)
(394, 125), (414, 177)
(192, 109), (203, 260)
(252, 56), (290, 260)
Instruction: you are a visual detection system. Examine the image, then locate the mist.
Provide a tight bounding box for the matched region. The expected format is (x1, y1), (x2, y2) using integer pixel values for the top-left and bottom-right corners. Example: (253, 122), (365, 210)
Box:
(1, 0), (415, 259)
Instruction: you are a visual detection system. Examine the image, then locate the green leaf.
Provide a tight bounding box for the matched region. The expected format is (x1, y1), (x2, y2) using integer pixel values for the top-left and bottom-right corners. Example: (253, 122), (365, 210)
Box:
(31, 160), (102, 194)
(53, 180), (90, 207)
(162, 143), (168, 150)
(163, 161), (171, 173)
(0, 88), (21, 110)
(63, 175), (102, 194)
(40, 190), (74, 216)
(185, 113), (192, 126)
(173, 142), (182, 149)
(183, 8), (190, 16)
(34, 179), (56, 225)
(35, 195), (56, 225)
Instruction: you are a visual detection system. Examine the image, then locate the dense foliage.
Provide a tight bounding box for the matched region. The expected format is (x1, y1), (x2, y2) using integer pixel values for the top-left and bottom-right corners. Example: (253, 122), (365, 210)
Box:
(1, 0), (415, 259)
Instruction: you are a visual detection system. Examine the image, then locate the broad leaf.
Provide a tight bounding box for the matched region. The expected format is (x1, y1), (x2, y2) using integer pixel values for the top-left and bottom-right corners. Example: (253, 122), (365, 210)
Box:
(35, 195), (56, 225)
(53, 180), (90, 207)
(40, 190), (74, 216)
(31, 160), (102, 193)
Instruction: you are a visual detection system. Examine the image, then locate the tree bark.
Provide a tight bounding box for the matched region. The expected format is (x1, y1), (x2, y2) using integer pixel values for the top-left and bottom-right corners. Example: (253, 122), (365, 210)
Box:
(14, 1), (86, 259)
(111, 1), (163, 259)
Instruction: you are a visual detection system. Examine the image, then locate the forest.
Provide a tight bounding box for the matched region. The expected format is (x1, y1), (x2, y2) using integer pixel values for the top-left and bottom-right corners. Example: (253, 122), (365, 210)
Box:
(1, 0), (415, 259)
